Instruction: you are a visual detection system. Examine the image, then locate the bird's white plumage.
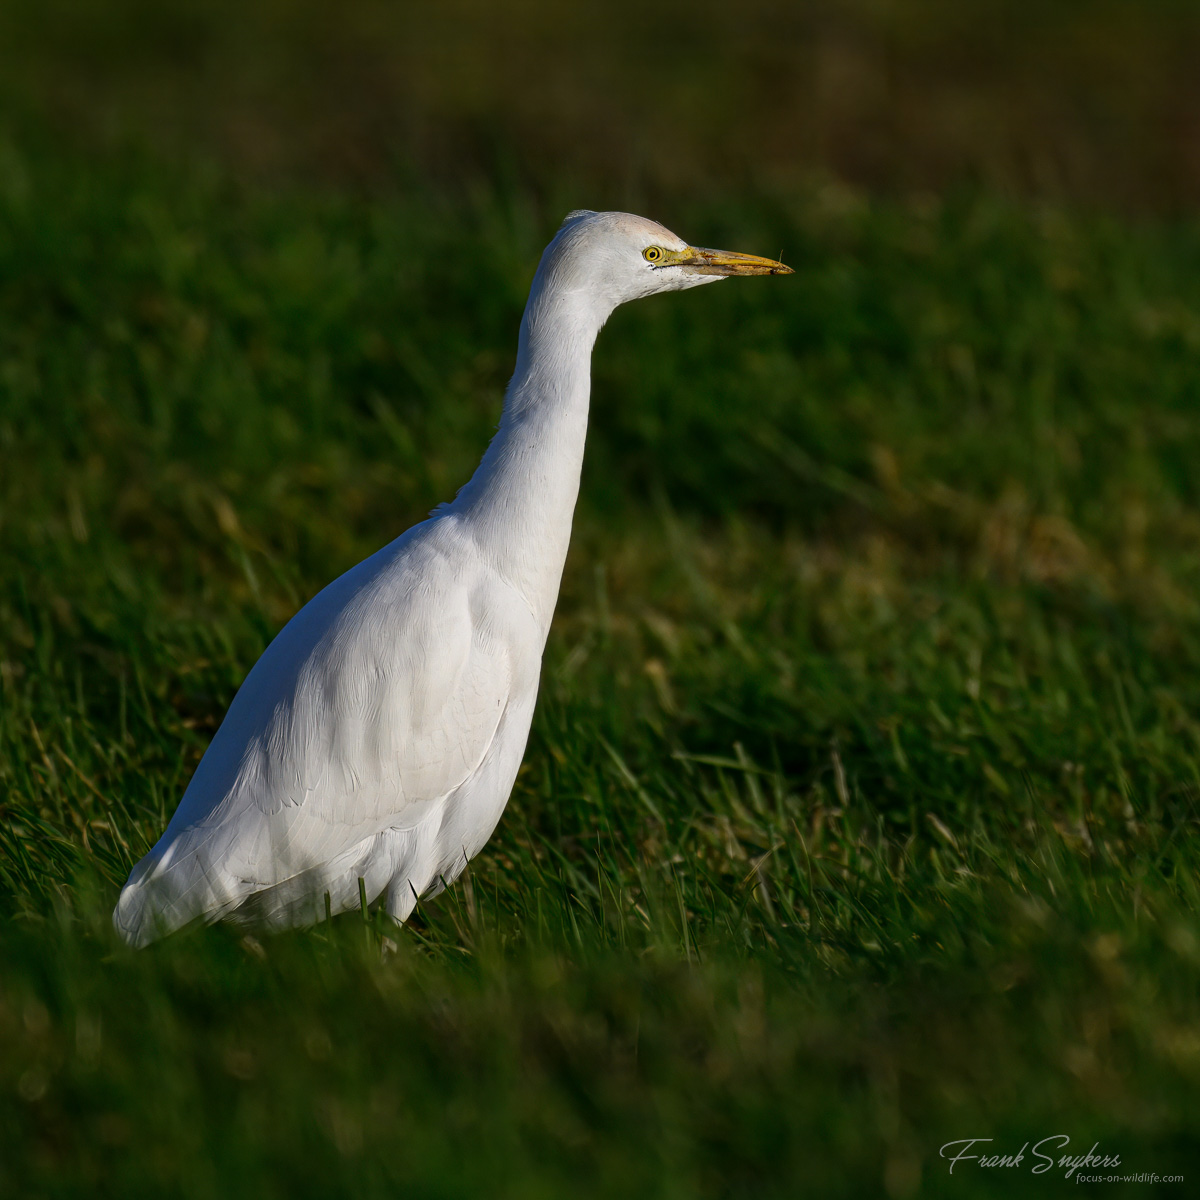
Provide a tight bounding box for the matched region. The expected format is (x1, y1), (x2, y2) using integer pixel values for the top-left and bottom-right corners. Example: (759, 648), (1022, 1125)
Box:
(114, 211), (790, 946)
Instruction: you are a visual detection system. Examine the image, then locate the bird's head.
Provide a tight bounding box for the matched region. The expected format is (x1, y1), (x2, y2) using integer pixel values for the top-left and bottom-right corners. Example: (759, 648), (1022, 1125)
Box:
(535, 210), (792, 317)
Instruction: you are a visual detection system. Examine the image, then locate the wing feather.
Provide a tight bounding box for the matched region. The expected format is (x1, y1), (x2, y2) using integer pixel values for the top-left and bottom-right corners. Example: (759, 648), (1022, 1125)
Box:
(115, 516), (524, 943)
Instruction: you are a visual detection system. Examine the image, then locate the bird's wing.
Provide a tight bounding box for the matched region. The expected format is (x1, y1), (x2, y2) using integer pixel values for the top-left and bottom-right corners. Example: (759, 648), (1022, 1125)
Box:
(121, 518), (534, 933)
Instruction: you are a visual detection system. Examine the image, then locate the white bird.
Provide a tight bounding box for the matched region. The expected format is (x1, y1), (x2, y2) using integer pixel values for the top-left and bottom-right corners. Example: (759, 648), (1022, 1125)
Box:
(113, 210), (791, 947)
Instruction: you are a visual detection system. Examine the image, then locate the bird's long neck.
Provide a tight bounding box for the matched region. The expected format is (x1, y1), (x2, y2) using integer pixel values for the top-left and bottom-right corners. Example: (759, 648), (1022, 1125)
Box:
(449, 283), (606, 633)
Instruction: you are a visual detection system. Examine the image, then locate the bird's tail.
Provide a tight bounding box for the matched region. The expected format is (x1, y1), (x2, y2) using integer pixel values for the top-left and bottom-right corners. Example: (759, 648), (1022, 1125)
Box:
(112, 837), (244, 948)
(112, 871), (158, 949)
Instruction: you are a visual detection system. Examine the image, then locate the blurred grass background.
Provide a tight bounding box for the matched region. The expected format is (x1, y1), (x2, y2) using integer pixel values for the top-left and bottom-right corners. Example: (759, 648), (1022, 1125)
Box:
(3, 1), (1200, 1196)
(3, 0), (1200, 207)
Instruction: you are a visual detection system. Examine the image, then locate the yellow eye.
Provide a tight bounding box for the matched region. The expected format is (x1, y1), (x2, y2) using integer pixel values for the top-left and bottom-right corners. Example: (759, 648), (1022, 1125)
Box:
(643, 246), (664, 263)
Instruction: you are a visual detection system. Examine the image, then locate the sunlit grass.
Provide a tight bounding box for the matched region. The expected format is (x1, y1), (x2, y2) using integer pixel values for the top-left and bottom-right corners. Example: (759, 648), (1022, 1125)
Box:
(2, 145), (1200, 1195)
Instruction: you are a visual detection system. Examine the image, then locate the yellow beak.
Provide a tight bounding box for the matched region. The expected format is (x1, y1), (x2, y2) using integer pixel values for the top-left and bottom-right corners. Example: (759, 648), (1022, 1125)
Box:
(677, 246), (794, 276)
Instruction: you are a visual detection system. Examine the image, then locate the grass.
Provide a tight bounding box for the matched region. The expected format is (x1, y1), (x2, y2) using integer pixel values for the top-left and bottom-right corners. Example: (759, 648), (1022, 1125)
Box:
(3, 142), (1200, 1195)
(4, 0), (1200, 208)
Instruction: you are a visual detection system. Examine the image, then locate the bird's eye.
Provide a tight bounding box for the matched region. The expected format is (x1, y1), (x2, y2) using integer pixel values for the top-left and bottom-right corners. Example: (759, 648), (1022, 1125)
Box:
(643, 247), (664, 263)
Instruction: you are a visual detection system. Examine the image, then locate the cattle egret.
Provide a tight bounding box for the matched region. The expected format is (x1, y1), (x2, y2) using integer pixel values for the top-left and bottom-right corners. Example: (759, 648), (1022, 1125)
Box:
(113, 210), (791, 947)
